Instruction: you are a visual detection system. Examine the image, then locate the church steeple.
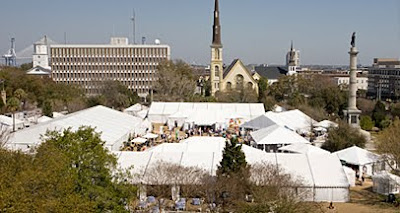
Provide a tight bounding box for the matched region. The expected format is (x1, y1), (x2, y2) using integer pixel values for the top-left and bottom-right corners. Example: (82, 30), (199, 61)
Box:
(210, 0), (223, 96)
(212, 0), (222, 47)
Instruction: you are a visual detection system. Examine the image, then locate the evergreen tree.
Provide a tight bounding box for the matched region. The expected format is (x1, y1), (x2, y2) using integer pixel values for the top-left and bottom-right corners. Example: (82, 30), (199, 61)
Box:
(217, 137), (248, 177)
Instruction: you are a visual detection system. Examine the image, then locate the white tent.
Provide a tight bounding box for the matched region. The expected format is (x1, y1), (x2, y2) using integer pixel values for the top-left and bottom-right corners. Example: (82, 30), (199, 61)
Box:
(241, 115), (277, 130)
(37, 115), (52, 123)
(333, 146), (382, 179)
(124, 103), (148, 116)
(0, 115), (24, 130)
(372, 171), (400, 195)
(132, 137), (147, 143)
(316, 120), (338, 129)
(343, 166), (356, 187)
(114, 136), (349, 202)
(148, 102), (265, 124)
(52, 112), (65, 118)
(278, 143), (330, 155)
(7, 106), (144, 152)
(251, 124), (310, 145)
(167, 110), (192, 127)
(265, 109), (317, 133)
(143, 133), (158, 139)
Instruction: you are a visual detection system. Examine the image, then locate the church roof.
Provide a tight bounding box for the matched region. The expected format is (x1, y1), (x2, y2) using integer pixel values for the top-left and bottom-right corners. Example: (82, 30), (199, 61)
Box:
(223, 59), (255, 79)
(254, 66), (288, 80)
(26, 66), (51, 75)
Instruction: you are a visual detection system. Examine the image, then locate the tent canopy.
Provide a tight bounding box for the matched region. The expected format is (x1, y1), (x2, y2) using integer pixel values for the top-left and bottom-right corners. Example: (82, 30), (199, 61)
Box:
(250, 124), (310, 145)
(265, 109), (317, 132)
(148, 102), (265, 124)
(333, 146), (380, 166)
(8, 105), (143, 152)
(132, 137), (147, 143)
(241, 115), (277, 130)
(114, 136), (349, 202)
(143, 133), (158, 139)
(316, 120), (338, 129)
(278, 143), (330, 155)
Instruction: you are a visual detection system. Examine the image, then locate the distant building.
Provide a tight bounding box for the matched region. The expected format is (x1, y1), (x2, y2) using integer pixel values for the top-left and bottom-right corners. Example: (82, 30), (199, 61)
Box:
(330, 74), (368, 91)
(286, 41), (300, 75)
(26, 36), (52, 76)
(50, 37), (170, 97)
(253, 65), (288, 84)
(368, 58), (400, 100)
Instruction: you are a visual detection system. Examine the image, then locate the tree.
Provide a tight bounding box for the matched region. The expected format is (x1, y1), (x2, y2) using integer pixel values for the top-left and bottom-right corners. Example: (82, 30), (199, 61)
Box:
(372, 101), (387, 129)
(42, 100), (53, 117)
(215, 87), (258, 103)
(321, 122), (367, 152)
(360, 115), (374, 131)
(7, 97), (20, 132)
(257, 76), (269, 102)
(0, 127), (137, 212)
(376, 118), (400, 174)
(153, 60), (196, 102)
(217, 137), (248, 177)
(97, 80), (139, 109)
(14, 88), (27, 110)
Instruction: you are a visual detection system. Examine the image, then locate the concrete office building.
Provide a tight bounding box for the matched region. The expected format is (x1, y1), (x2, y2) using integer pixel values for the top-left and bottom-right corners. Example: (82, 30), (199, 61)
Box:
(50, 37), (170, 97)
(368, 58), (400, 100)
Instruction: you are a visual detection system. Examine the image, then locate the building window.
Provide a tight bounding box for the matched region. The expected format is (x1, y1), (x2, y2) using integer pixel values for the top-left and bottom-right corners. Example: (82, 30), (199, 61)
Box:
(236, 74), (244, 88)
(215, 66), (219, 77)
(226, 82), (232, 90)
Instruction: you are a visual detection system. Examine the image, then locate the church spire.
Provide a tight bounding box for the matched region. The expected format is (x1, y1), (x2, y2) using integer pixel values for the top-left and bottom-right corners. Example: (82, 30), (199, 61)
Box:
(212, 0), (222, 47)
(290, 40), (294, 51)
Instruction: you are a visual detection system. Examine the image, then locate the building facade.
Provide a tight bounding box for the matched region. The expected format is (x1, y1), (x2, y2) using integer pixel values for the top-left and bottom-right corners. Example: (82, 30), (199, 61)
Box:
(50, 37), (170, 97)
(368, 58), (400, 100)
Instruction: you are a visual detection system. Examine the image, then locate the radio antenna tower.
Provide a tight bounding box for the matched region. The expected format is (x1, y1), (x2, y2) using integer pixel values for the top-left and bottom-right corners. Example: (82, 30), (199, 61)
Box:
(131, 9), (136, 44)
(2, 38), (17, 66)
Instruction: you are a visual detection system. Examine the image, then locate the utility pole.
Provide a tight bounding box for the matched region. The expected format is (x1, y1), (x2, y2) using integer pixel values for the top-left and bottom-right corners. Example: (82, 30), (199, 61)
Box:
(131, 9), (136, 44)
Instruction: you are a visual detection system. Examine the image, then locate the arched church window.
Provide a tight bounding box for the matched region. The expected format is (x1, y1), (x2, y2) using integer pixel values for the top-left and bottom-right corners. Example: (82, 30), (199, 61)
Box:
(235, 74), (244, 88)
(226, 82), (232, 90)
(215, 66), (220, 77)
(247, 82), (253, 89)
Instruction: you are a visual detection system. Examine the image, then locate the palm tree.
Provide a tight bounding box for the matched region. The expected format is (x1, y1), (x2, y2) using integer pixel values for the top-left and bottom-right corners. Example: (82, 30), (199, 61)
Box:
(7, 97), (20, 132)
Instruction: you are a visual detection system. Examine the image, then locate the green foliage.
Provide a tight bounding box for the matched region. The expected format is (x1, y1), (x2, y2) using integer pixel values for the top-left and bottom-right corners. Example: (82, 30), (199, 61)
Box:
(217, 137), (248, 177)
(321, 122), (367, 152)
(360, 115), (374, 131)
(0, 127), (136, 212)
(372, 101), (387, 129)
(257, 76), (269, 101)
(216, 87), (258, 103)
(376, 118), (400, 173)
(42, 100), (53, 117)
(95, 80), (140, 110)
(7, 97), (20, 112)
(153, 60), (197, 102)
(20, 62), (33, 71)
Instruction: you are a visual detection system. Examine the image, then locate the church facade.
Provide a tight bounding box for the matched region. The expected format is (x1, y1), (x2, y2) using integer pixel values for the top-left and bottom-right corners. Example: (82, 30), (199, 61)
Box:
(210, 0), (258, 96)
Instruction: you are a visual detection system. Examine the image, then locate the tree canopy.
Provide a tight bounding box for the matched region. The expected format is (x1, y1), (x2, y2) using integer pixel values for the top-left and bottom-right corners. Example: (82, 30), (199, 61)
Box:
(153, 60), (197, 102)
(321, 122), (366, 152)
(0, 127), (136, 212)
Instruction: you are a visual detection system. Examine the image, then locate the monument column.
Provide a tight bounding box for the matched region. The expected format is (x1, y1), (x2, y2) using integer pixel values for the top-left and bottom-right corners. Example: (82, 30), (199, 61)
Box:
(345, 32), (362, 127)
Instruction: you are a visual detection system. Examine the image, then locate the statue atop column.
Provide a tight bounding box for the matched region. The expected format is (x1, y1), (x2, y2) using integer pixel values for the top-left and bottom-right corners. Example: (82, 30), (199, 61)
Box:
(351, 32), (356, 48)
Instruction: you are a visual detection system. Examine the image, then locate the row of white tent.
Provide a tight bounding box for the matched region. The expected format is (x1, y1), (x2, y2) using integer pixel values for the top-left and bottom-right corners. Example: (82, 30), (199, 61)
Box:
(114, 137), (350, 202)
(147, 102), (265, 125)
(6, 105), (151, 152)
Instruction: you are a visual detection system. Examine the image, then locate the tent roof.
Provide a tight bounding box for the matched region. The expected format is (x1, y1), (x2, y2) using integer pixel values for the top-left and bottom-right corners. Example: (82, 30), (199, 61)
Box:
(8, 105), (143, 150)
(333, 146), (380, 166)
(114, 137), (348, 187)
(148, 102), (265, 123)
(37, 115), (52, 123)
(316, 120), (338, 129)
(250, 124), (310, 145)
(241, 115), (277, 130)
(0, 115), (24, 126)
(278, 143), (330, 155)
(265, 109), (317, 132)
(124, 103), (148, 112)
